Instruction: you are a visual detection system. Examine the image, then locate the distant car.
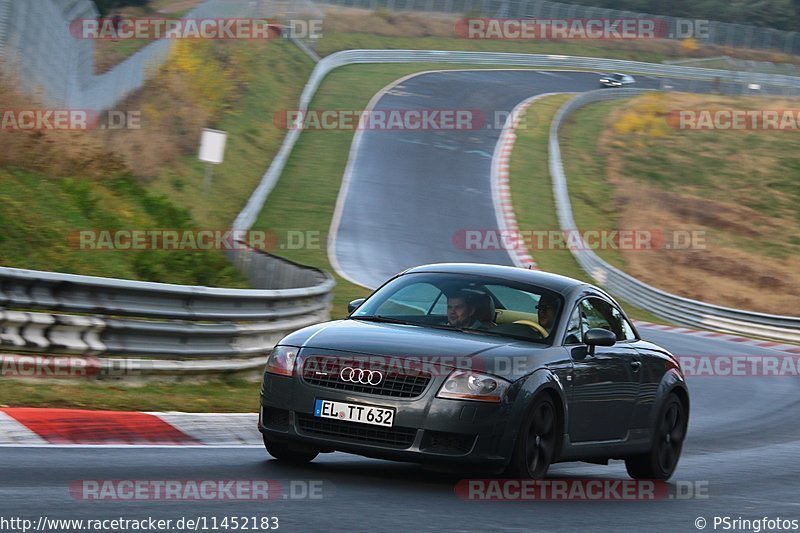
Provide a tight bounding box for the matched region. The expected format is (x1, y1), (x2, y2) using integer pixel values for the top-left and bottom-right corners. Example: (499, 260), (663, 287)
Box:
(599, 73), (636, 87)
(258, 263), (689, 480)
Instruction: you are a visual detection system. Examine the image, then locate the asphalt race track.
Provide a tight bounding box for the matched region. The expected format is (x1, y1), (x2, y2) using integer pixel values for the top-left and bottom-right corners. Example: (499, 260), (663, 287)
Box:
(2, 331), (799, 533)
(328, 69), (746, 289)
(0, 70), (797, 532)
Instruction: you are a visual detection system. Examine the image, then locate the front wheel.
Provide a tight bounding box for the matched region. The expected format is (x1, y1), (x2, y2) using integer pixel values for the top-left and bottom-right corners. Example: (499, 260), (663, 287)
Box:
(263, 436), (319, 464)
(505, 396), (558, 479)
(625, 393), (687, 480)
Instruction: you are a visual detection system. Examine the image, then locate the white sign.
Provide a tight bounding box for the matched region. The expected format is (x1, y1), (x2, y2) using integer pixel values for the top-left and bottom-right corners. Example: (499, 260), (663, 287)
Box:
(198, 128), (227, 164)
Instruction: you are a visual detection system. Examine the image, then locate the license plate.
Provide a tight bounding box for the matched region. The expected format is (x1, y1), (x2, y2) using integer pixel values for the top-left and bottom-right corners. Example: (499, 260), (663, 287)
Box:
(314, 399), (395, 427)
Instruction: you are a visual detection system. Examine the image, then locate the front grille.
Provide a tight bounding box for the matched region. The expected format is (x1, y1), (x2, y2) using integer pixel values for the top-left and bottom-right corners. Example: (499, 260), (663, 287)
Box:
(295, 414), (417, 448)
(302, 356), (432, 398)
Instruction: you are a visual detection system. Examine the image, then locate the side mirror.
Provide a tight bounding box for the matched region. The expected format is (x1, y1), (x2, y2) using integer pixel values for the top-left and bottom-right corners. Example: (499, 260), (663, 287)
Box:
(583, 328), (616, 355)
(347, 298), (366, 314)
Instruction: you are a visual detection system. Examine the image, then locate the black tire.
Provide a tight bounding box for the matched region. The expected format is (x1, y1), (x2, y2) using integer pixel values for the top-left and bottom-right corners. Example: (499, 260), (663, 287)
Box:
(625, 393), (687, 480)
(505, 396), (558, 479)
(263, 436), (319, 464)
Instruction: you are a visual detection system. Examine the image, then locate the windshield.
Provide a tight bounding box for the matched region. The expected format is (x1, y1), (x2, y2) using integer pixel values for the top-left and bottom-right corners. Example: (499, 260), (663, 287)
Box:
(351, 272), (564, 344)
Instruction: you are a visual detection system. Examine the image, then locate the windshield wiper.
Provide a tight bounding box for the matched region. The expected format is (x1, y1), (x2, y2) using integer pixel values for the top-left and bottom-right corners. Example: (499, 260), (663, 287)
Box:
(350, 315), (415, 326)
(460, 327), (546, 343)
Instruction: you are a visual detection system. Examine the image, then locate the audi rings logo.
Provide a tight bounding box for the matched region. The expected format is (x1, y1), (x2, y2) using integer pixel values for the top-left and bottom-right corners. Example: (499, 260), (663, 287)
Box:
(340, 367), (383, 386)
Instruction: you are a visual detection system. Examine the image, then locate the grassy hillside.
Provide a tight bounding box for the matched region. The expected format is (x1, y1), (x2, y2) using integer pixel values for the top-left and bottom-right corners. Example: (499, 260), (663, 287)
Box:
(558, 92), (800, 315)
(0, 39), (313, 285)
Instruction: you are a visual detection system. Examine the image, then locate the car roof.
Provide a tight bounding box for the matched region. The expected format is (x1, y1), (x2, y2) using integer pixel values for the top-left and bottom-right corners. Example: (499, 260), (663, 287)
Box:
(400, 263), (589, 294)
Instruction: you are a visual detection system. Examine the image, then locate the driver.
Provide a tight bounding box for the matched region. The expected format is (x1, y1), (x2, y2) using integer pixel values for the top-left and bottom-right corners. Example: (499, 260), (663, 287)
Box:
(536, 294), (559, 334)
(447, 290), (494, 329)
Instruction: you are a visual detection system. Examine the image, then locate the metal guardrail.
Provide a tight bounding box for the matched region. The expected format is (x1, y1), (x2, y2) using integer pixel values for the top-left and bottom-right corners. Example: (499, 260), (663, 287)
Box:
(0, 251), (334, 378)
(548, 89), (800, 343)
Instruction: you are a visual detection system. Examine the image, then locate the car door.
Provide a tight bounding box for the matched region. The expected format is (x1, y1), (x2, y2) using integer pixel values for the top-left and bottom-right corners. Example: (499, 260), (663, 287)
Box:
(565, 297), (642, 442)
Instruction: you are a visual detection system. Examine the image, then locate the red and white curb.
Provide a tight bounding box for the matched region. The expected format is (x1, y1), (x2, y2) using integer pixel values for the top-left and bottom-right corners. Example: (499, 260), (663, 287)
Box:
(491, 92), (568, 270)
(634, 320), (800, 354)
(0, 408), (260, 447)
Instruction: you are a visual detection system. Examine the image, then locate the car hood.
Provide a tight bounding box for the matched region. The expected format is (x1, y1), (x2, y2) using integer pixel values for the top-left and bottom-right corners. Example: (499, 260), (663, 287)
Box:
(283, 319), (553, 375)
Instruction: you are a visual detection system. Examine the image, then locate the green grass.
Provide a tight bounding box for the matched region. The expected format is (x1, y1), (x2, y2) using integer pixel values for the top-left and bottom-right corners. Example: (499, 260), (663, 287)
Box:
(507, 95), (666, 324)
(557, 100), (630, 270)
(0, 378), (259, 412)
(0, 40), (313, 286)
(144, 40), (315, 230)
(0, 170), (248, 286)
(317, 32), (676, 63)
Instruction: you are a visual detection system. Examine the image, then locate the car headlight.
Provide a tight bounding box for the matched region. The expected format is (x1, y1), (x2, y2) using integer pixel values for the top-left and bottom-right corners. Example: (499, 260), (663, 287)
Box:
(265, 345), (299, 377)
(437, 370), (510, 403)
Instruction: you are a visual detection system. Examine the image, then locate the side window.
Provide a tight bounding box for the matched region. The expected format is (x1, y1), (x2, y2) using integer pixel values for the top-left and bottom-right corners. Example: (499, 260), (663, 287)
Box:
(429, 292), (447, 315)
(580, 298), (615, 335)
(564, 305), (583, 345)
(610, 305), (637, 341)
(580, 298), (636, 341)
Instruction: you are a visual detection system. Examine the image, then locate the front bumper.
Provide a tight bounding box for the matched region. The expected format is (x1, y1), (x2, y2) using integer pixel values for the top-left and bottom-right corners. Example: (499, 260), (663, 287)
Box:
(258, 370), (518, 468)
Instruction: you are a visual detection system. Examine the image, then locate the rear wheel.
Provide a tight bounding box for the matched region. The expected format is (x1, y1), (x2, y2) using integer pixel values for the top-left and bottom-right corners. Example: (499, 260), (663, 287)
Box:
(263, 436), (319, 464)
(505, 396), (558, 479)
(625, 394), (687, 480)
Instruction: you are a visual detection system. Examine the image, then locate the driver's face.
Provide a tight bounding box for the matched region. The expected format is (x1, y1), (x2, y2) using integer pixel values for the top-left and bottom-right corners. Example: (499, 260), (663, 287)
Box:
(447, 297), (472, 328)
(537, 299), (557, 330)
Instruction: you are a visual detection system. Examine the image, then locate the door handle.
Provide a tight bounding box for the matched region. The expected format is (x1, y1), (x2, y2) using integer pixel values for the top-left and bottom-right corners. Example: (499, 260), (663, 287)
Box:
(630, 361), (642, 372)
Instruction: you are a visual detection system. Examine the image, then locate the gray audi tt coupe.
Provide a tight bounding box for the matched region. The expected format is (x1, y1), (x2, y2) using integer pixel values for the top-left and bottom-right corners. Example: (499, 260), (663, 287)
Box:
(258, 263), (689, 480)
